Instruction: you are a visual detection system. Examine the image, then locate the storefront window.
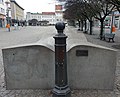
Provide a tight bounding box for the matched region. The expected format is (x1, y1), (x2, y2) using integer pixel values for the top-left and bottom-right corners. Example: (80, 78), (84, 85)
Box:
(0, 19), (2, 27)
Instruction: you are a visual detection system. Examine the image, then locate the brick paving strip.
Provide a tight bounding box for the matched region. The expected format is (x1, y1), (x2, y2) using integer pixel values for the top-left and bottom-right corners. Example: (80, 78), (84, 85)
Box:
(0, 26), (119, 97)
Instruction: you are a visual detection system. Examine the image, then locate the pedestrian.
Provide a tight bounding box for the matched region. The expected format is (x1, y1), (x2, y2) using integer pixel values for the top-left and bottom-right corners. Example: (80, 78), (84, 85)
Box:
(21, 23), (23, 27)
(6, 24), (10, 32)
(14, 23), (17, 30)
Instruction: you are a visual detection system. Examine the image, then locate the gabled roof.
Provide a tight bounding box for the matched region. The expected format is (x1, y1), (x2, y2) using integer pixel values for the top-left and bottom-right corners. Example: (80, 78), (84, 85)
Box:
(26, 12), (42, 15)
(42, 12), (55, 15)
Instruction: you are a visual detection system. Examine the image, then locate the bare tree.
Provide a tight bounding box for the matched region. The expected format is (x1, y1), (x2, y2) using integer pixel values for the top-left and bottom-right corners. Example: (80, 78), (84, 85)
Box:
(106, 0), (120, 12)
(64, 0), (94, 33)
(84, 0), (115, 39)
(64, 0), (115, 38)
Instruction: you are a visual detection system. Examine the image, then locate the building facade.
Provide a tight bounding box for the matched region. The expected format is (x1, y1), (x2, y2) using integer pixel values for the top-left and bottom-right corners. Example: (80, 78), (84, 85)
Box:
(10, 0), (24, 22)
(55, 4), (63, 22)
(0, 0), (5, 27)
(94, 10), (120, 30)
(26, 12), (56, 25)
(55, 0), (65, 22)
(26, 12), (42, 21)
(102, 11), (120, 30)
(26, 0), (66, 26)
(42, 12), (56, 24)
(114, 10), (120, 29)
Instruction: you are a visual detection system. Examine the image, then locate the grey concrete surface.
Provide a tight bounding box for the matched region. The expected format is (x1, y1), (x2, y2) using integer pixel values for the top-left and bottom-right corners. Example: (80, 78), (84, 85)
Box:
(2, 26), (117, 90)
(0, 26), (119, 97)
(68, 45), (116, 90)
(3, 46), (55, 90)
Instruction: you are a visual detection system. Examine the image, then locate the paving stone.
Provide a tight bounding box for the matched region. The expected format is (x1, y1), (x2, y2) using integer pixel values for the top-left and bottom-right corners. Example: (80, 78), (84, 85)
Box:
(0, 26), (120, 96)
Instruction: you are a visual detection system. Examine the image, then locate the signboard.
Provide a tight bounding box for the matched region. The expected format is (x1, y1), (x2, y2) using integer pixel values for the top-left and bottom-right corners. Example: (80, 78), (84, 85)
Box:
(76, 50), (88, 56)
(55, 5), (62, 10)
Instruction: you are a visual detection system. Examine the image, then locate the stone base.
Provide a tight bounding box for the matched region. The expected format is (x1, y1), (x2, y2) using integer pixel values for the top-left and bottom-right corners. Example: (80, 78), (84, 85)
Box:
(52, 86), (71, 97)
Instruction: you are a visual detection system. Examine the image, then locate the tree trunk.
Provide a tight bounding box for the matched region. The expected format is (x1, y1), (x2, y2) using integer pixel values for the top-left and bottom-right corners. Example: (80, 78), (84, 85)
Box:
(89, 20), (93, 35)
(84, 20), (87, 30)
(81, 21), (83, 31)
(78, 20), (80, 31)
(84, 20), (87, 33)
(100, 19), (104, 39)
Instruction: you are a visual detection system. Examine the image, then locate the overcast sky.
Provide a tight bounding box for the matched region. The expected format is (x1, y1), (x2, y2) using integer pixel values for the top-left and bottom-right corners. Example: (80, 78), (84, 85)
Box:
(15, 0), (55, 13)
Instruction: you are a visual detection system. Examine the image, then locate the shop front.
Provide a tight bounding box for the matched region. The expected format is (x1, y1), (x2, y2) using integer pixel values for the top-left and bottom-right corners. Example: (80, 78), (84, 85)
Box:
(114, 11), (120, 30)
(0, 14), (5, 28)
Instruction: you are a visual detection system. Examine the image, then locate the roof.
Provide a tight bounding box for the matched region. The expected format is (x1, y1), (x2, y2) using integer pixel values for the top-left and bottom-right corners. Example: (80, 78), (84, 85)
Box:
(26, 12), (42, 15)
(57, 0), (66, 1)
(42, 12), (55, 15)
(10, 0), (24, 10)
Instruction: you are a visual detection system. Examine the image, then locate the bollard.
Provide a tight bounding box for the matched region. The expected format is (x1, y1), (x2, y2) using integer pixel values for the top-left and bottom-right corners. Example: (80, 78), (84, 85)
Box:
(52, 22), (71, 97)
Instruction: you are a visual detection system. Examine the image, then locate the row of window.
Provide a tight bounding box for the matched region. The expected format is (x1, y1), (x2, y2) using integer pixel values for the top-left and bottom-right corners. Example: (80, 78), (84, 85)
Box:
(0, 7), (5, 14)
(0, 0), (4, 14)
(0, 0), (3, 3)
(27, 16), (63, 22)
(29, 15), (55, 19)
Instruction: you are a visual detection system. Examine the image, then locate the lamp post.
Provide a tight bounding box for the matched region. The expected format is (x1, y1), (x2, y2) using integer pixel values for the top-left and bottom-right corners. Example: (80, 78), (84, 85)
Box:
(5, 0), (11, 32)
(52, 22), (71, 97)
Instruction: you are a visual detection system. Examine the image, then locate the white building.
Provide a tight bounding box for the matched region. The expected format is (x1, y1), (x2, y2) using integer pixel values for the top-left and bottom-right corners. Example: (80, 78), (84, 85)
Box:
(26, 12), (42, 21)
(0, 0), (6, 27)
(42, 12), (56, 24)
(10, 0), (24, 22)
(26, 12), (56, 25)
(55, 0), (65, 22)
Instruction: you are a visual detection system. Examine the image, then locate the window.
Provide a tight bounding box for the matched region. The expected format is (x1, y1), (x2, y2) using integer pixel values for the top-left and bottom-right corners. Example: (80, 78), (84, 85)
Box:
(0, 0), (3, 3)
(0, 8), (4, 13)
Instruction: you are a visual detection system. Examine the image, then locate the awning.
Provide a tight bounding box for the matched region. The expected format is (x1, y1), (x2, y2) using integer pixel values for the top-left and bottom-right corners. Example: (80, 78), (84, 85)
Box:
(0, 14), (5, 19)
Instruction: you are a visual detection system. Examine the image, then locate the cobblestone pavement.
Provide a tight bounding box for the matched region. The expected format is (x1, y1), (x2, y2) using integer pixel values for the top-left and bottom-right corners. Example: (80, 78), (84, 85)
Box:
(0, 26), (120, 97)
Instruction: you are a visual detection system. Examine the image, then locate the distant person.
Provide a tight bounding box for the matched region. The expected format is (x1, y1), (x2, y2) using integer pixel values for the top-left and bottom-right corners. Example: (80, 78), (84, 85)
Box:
(21, 23), (23, 27)
(6, 24), (10, 32)
(14, 23), (18, 30)
(65, 23), (68, 27)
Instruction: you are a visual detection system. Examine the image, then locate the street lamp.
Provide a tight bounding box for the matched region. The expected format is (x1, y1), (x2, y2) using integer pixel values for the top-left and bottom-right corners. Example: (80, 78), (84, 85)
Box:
(5, 0), (11, 32)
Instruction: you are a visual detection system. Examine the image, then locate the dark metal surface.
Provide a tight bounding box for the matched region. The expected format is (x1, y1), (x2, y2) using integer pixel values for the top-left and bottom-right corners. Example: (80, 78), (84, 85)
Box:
(52, 22), (71, 97)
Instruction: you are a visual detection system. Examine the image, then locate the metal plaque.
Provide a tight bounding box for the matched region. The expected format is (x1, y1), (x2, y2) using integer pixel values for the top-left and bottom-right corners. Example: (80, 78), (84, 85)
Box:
(76, 50), (88, 56)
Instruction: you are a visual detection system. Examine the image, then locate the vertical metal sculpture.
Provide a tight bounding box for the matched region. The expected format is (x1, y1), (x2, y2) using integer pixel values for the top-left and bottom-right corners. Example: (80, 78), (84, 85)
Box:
(52, 22), (71, 97)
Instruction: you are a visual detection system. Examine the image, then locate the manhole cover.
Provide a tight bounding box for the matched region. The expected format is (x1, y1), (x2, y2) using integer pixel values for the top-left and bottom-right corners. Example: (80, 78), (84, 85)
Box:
(112, 45), (120, 49)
